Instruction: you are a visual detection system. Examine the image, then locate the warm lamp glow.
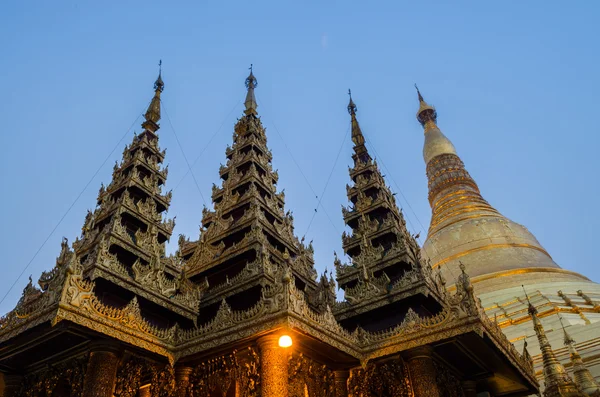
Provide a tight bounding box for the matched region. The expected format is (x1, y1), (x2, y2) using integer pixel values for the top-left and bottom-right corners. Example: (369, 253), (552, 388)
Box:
(278, 335), (293, 348)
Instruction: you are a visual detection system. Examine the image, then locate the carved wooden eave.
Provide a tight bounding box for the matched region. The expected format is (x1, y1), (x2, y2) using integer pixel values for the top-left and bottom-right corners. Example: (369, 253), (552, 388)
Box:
(333, 279), (441, 321)
(341, 214), (405, 251)
(335, 245), (415, 288)
(92, 192), (174, 242)
(0, 252), (537, 396)
(84, 266), (200, 320)
(123, 133), (166, 162)
(348, 159), (380, 180)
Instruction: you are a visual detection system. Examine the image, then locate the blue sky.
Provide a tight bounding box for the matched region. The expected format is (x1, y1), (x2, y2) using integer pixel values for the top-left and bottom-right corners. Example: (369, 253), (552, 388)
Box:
(1, 1), (598, 313)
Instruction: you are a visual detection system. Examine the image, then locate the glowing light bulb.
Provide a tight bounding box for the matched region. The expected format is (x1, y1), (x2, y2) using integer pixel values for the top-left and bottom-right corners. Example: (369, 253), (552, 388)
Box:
(278, 335), (292, 348)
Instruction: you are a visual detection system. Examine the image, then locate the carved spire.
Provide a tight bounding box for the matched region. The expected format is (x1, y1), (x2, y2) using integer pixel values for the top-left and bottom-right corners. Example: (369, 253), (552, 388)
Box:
(142, 61), (164, 133)
(347, 90), (370, 161)
(186, 67), (320, 312)
(560, 317), (600, 395)
(334, 92), (445, 331)
(68, 66), (204, 321)
(244, 64), (258, 116)
(523, 287), (584, 396)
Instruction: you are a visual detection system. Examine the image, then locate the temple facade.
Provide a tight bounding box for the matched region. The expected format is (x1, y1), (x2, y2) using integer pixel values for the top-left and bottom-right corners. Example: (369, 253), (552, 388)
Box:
(415, 88), (600, 395)
(0, 68), (593, 397)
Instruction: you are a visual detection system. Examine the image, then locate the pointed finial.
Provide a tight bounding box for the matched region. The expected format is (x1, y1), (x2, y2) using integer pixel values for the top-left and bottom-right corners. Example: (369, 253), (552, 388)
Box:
(154, 59), (164, 92)
(415, 84), (437, 126)
(244, 65), (258, 115)
(522, 285), (537, 315)
(143, 62), (164, 130)
(415, 84), (424, 102)
(559, 316), (576, 345)
(348, 89), (357, 115)
(245, 64), (257, 89)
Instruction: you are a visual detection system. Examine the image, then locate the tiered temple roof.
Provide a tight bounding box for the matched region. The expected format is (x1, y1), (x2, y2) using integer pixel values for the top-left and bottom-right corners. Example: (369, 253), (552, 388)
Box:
(183, 69), (334, 318)
(0, 70), (543, 397)
(333, 92), (446, 331)
(71, 70), (203, 324)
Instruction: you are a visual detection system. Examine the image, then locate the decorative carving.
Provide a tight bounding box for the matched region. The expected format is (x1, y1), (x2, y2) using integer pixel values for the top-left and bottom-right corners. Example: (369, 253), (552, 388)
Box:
(189, 348), (260, 397)
(15, 356), (87, 397)
(348, 360), (411, 397)
(288, 353), (335, 397)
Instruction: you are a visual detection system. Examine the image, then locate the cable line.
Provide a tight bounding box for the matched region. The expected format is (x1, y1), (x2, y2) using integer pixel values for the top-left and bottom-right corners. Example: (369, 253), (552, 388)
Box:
(0, 107), (147, 307)
(362, 134), (423, 237)
(303, 123), (350, 238)
(256, 97), (341, 236)
(171, 100), (241, 192)
(161, 101), (207, 206)
(361, 134), (454, 280)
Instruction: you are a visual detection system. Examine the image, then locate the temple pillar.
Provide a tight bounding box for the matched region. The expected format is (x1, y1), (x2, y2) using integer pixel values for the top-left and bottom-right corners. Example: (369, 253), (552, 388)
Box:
(257, 335), (289, 397)
(462, 380), (477, 397)
(0, 373), (22, 397)
(333, 370), (349, 397)
(138, 384), (151, 397)
(174, 366), (193, 397)
(82, 342), (121, 397)
(403, 346), (442, 397)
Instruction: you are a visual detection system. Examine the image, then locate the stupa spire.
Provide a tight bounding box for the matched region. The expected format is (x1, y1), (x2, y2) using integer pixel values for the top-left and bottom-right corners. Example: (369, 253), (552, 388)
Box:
(523, 287), (584, 396)
(244, 64), (258, 116)
(142, 60), (164, 133)
(347, 89), (370, 161)
(560, 317), (600, 395)
(415, 84), (438, 128)
(417, 87), (560, 290)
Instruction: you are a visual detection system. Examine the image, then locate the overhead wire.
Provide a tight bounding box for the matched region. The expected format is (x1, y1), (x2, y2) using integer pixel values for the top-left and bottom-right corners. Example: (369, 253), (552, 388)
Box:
(171, 100), (241, 192)
(303, 123), (350, 238)
(361, 133), (454, 281)
(161, 101), (207, 206)
(256, 96), (341, 236)
(0, 106), (148, 307)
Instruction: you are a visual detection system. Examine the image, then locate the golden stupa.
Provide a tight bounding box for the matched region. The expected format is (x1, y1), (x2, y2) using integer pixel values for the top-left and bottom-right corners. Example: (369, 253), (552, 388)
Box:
(416, 87), (600, 391)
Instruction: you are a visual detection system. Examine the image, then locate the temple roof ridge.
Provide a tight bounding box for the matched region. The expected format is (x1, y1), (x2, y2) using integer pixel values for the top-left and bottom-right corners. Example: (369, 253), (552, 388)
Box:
(185, 68), (320, 297)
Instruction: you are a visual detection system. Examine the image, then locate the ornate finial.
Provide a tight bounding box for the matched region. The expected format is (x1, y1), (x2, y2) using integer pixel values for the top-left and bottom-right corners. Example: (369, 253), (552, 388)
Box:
(143, 62), (164, 130)
(415, 85), (437, 126)
(245, 64), (257, 89)
(559, 316), (576, 346)
(522, 285), (539, 317)
(244, 65), (258, 115)
(559, 317), (600, 394)
(154, 60), (164, 92)
(415, 84), (424, 102)
(348, 89), (357, 115)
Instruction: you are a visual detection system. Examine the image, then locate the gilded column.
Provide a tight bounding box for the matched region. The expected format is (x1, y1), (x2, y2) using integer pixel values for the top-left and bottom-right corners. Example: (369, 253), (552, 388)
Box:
(404, 346), (442, 397)
(0, 374), (22, 397)
(462, 380), (477, 397)
(82, 342), (121, 397)
(257, 335), (289, 397)
(333, 370), (349, 397)
(138, 384), (151, 397)
(174, 366), (193, 397)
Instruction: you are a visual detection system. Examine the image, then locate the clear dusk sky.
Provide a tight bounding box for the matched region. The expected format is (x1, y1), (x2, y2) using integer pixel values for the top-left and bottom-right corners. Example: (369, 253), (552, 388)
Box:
(1, 1), (599, 314)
